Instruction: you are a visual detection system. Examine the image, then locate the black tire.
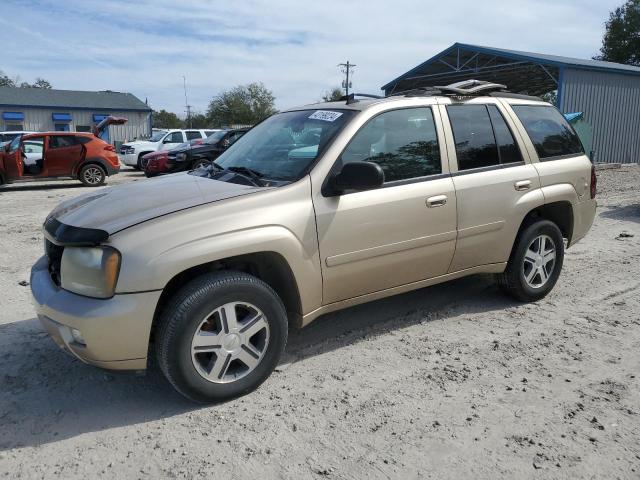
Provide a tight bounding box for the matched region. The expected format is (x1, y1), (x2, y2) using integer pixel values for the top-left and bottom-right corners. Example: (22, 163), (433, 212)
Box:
(135, 153), (148, 170)
(497, 219), (564, 302)
(155, 271), (288, 403)
(79, 164), (106, 187)
(192, 158), (210, 170)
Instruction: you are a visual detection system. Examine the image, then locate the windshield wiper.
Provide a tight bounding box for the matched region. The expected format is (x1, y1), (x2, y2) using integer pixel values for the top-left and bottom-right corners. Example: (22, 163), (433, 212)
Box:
(226, 166), (265, 186)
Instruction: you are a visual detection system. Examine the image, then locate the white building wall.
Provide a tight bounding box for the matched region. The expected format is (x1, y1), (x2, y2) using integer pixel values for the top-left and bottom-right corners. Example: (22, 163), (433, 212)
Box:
(560, 68), (640, 164)
(1, 107), (151, 145)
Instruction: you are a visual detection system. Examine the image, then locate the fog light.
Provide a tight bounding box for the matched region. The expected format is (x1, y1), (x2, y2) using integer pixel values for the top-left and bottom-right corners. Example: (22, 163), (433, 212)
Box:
(70, 328), (86, 346)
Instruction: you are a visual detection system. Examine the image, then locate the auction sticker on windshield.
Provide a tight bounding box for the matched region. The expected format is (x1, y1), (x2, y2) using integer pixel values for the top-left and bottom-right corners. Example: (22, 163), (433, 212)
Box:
(309, 111), (343, 122)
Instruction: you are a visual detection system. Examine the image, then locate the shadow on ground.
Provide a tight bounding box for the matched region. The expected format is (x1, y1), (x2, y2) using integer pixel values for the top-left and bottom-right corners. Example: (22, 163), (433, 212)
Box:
(600, 204), (640, 224)
(0, 274), (514, 450)
(0, 183), (86, 192)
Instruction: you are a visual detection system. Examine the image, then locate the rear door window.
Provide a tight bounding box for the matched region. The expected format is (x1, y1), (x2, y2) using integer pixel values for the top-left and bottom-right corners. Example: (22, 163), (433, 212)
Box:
(511, 105), (583, 160)
(185, 131), (203, 140)
(49, 136), (77, 148)
(447, 105), (499, 170)
(487, 105), (523, 164)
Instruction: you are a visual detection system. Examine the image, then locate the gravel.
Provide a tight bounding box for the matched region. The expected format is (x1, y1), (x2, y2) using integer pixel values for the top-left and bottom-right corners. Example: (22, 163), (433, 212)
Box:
(1, 166), (639, 479)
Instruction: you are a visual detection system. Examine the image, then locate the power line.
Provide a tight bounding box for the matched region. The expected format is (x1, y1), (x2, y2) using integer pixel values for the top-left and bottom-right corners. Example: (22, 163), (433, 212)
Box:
(182, 75), (192, 128)
(338, 61), (356, 96)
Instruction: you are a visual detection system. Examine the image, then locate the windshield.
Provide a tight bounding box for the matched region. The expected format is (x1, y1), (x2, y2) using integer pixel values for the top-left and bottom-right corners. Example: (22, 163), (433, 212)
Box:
(149, 131), (167, 142)
(214, 109), (355, 181)
(204, 130), (228, 145)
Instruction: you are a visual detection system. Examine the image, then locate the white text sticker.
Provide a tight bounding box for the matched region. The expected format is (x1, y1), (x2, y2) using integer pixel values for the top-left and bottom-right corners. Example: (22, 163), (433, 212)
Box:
(309, 110), (343, 122)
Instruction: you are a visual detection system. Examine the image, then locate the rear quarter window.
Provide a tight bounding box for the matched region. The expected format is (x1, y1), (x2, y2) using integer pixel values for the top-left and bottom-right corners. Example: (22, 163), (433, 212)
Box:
(512, 105), (583, 160)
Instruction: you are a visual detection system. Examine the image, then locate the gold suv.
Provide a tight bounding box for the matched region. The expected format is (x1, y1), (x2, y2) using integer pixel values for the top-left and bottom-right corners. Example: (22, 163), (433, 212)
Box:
(31, 81), (597, 402)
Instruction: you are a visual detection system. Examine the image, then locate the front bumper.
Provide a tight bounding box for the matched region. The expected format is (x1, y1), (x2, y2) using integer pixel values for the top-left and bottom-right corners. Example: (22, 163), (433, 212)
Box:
(118, 152), (138, 167)
(30, 256), (162, 370)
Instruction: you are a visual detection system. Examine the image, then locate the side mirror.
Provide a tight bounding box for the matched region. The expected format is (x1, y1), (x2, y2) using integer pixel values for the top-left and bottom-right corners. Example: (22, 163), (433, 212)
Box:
(328, 161), (384, 195)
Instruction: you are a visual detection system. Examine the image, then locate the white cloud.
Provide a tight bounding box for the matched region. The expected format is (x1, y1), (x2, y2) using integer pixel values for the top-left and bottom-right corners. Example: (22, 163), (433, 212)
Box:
(0, 0), (619, 114)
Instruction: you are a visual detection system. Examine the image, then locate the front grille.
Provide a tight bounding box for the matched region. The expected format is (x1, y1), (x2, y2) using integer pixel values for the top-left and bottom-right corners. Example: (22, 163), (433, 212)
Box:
(45, 240), (64, 286)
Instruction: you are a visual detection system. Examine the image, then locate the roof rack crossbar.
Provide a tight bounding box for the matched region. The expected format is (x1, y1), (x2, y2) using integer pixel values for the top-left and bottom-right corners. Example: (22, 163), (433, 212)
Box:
(340, 92), (384, 104)
(387, 79), (508, 98)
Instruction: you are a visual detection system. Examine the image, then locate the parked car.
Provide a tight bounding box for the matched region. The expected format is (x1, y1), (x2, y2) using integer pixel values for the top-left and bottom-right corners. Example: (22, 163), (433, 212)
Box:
(144, 128), (251, 176)
(31, 80), (596, 402)
(119, 129), (221, 170)
(0, 131), (36, 145)
(0, 117), (126, 187)
(141, 138), (207, 177)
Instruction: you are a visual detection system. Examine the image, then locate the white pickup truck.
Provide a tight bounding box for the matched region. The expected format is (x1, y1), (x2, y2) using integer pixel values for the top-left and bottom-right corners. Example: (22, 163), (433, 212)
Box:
(119, 129), (220, 169)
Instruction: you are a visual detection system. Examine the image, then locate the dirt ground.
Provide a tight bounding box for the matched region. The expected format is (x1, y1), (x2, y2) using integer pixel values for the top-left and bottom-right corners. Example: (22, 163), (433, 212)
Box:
(0, 165), (638, 479)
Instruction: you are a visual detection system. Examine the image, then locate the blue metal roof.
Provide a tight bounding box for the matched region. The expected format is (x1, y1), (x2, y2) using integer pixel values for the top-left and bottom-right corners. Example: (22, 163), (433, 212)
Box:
(382, 43), (640, 92)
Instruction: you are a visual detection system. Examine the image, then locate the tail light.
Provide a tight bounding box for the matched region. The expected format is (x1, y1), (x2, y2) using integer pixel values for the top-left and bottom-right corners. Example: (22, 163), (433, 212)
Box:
(590, 164), (597, 199)
(103, 144), (116, 152)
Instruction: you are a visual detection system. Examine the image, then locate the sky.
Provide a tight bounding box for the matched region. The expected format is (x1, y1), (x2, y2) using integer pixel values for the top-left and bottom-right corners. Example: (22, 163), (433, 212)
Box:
(0, 0), (622, 116)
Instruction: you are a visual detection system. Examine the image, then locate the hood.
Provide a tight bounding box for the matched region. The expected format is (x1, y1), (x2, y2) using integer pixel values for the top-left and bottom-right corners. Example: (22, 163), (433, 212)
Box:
(143, 150), (167, 160)
(123, 140), (158, 149)
(167, 144), (192, 155)
(46, 173), (263, 235)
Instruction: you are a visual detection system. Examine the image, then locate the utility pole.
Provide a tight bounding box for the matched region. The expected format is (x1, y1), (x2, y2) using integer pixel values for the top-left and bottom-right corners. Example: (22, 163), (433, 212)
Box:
(338, 61), (356, 96)
(182, 75), (192, 128)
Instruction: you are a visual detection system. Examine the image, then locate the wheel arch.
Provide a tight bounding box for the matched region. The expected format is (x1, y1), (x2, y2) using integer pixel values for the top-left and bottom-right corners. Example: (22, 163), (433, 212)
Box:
(518, 200), (574, 246)
(148, 251), (304, 349)
(75, 158), (109, 177)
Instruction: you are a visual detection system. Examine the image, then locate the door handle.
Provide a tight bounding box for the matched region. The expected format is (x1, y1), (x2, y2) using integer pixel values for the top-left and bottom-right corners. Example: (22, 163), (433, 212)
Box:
(426, 195), (447, 207)
(514, 180), (531, 191)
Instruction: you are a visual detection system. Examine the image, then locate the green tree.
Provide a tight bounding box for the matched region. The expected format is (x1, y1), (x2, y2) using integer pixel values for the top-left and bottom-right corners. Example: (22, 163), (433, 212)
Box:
(0, 72), (53, 88)
(322, 87), (344, 102)
(207, 82), (276, 127)
(32, 78), (52, 89)
(152, 109), (184, 129)
(594, 0), (640, 65)
(0, 71), (16, 87)
(188, 113), (209, 129)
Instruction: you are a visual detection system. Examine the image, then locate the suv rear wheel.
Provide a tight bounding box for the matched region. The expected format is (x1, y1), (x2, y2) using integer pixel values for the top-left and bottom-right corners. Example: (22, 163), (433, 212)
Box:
(79, 164), (106, 187)
(497, 219), (564, 302)
(155, 271), (288, 403)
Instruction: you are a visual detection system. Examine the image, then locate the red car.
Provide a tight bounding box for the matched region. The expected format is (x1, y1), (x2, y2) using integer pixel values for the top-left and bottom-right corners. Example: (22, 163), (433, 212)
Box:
(0, 116), (126, 187)
(142, 138), (205, 178)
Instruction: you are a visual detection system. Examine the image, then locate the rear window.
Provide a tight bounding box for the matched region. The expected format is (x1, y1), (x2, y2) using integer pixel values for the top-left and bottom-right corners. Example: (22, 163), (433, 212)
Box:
(512, 105), (583, 160)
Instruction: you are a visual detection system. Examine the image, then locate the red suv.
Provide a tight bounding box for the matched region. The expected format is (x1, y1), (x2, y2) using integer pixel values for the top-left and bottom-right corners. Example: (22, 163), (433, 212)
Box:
(0, 117), (125, 187)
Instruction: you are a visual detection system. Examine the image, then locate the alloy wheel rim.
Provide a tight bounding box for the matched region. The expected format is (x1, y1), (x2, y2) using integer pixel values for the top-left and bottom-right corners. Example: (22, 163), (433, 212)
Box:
(84, 167), (102, 185)
(522, 234), (556, 288)
(190, 302), (270, 384)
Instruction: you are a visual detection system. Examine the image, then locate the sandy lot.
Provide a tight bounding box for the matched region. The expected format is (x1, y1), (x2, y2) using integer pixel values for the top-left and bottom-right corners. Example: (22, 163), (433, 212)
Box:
(0, 166), (639, 479)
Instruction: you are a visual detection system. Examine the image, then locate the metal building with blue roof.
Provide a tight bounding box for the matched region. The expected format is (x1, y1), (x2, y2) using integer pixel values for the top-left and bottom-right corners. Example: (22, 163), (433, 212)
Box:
(382, 43), (640, 163)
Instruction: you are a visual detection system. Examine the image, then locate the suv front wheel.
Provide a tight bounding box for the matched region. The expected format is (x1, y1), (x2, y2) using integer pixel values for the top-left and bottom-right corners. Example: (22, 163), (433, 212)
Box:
(155, 271), (288, 403)
(498, 219), (564, 302)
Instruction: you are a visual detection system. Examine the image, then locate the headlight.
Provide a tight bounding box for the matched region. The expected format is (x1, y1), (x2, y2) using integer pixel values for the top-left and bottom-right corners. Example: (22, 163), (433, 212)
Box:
(60, 246), (121, 299)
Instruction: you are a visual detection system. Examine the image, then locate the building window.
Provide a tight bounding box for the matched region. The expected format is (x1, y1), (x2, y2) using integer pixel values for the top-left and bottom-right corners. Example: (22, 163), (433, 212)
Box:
(4, 123), (24, 131)
(55, 124), (70, 132)
(76, 125), (92, 132)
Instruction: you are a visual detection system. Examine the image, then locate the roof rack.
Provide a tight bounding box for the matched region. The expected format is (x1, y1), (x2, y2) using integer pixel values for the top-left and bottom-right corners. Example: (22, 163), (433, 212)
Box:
(388, 79), (508, 98)
(340, 93), (384, 105)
